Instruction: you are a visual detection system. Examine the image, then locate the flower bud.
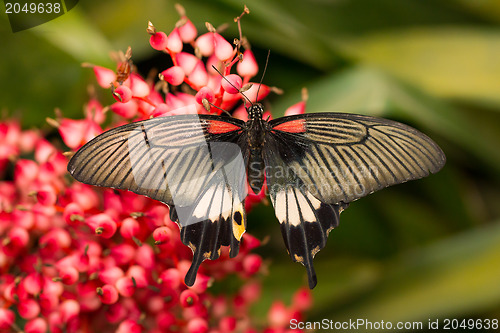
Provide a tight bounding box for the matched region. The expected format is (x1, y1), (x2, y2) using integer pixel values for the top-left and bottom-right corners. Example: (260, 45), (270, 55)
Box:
(160, 66), (185, 86)
(112, 85), (133, 103)
(221, 75), (242, 94)
(180, 289), (199, 308)
(93, 66), (116, 88)
(149, 31), (168, 50)
(237, 50), (259, 78)
(214, 33), (233, 61)
(167, 28), (183, 53)
(96, 284), (119, 304)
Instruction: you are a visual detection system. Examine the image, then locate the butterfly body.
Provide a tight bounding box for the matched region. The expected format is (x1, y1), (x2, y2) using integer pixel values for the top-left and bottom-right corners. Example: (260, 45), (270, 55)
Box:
(68, 103), (445, 289)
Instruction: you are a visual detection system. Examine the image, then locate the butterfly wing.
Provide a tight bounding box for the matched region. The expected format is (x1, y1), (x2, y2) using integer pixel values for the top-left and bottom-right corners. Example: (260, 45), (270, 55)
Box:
(67, 114), (248, 286)
(264, 112), (445, 288)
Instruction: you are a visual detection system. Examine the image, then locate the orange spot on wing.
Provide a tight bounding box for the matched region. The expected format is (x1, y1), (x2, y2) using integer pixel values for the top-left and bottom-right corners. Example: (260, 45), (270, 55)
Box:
(207, 120), (241, 134)
(273, 119), (306, 133)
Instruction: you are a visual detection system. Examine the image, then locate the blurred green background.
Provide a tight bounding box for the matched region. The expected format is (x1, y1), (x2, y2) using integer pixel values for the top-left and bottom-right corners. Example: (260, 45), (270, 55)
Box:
(1, 0), (500, 330)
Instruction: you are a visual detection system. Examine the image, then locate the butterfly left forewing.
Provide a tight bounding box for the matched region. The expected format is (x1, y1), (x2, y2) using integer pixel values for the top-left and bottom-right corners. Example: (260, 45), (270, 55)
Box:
(68, 114), (248, 286)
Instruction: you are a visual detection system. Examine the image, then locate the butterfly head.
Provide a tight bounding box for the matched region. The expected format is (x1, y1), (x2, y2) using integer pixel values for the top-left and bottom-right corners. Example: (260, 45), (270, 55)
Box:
(247, 103), (264, 121)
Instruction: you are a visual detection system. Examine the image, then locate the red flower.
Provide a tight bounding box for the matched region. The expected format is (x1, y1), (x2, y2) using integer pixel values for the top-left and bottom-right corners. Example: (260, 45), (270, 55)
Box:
(0, 5), (313, 332)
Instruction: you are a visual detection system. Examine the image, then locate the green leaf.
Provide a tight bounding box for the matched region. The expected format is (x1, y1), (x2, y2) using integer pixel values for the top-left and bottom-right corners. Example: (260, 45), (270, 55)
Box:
(326, 221), (500, 324)
(333, 27), (500, 104)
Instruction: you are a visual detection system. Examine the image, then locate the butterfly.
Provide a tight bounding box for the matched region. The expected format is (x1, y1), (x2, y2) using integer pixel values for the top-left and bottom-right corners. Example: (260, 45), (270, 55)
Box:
(67, 102), (446, 289)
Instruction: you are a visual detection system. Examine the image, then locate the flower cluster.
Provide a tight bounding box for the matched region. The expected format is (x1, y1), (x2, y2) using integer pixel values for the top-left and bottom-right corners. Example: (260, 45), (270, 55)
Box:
(0, 5), (311, 333)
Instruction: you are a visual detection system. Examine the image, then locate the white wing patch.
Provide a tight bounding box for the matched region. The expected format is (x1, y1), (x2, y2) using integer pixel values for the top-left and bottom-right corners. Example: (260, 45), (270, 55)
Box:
(272, 186), (322, 226)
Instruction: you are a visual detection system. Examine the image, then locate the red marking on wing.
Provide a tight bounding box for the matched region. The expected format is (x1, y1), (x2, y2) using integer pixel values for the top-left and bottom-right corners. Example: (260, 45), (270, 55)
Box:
(207, 120), (241, 134)
(273, 119), (306, 133)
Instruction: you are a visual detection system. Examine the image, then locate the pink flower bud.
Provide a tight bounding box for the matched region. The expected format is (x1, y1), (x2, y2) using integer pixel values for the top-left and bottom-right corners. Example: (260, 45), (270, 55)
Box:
(221, 74), (242, 94)
(14, 159), (38, 187)
(35, 140), (57, 163)
(116, 319), (142, 333)
(112, 85), (133, 103)
(242, 254), (262, 275)
(93, 66), (116, 88)
(152, 103), (169, 117)
(187, 317), (209, 333)
(167, 28), (183, 53)
(219, 316), (237, 333)
(284, 101), (306, 116)
(19, 129), (39, 152)
(39, 292), (59, 314)
(135, 244), (155, 269)
(239, 281), (261, 304)
(242, 83), (270, 102)
(129, 73), (150, 97)
(180, 289), (199, 308)
(18, 298), (40, 319)
(158, 268), (182, 290)
(195, 32), (214, 57)
(179, 18), (197, 43)
(190, 273), (210, 294)
(77, 282), (100, 312)
(195, 87), (215, 105)
(23, 273), (43, 296)
(116, 276), (135, 297)
(242, 234), (261, 251)
(0, 308), (15, 330)
(161, 66), (185, 86)
(120, 217), (139, 239)
(39, 228), (71, 256)
(147, 295), (165, 313)
(86, 213), (117, 238)
(268, 301), (290, 328)
(291, 287), (313, 311)
(156, 311), (177, 330)
(59, 299), (80, 322)
(96, 284), (119, 304)
(47, 312), (63, 333)
(165, 93), (186, 110)
(110, 100), (138, 119)
(110, 243), (136, 265)
(58, 265), (79, 285)
(63, 203), (84, 226)
(36, 185), (57, 206)
(105, 302), (127, 323)
(99, 267), (124, 285)
(3, 227), (29, 255)
(176, 52), (199, 76)
(153, 226), (172, 244)
(214, 33), (233, 61)
(24, 317), (48, 333)
(149, 31), (168, 50)
(188, 61), (209, 88)
(237, 50), (259, 78)
(69, 183), (100, 211)
(126, 265), (147, 288)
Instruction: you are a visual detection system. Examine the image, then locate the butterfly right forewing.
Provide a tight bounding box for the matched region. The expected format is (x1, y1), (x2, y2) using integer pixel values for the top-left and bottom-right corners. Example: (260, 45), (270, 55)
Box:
(268, 113), (446, 204)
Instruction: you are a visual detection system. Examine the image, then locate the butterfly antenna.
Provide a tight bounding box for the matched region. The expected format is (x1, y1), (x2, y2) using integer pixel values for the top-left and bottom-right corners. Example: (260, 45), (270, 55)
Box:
(211, 65), (253, 107)
(205, 100), (232, 117)
(255, 50), (271, 103)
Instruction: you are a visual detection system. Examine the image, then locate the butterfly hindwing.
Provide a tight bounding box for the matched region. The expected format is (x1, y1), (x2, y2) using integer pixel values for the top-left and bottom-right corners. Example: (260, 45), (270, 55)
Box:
(67, 115), (248, 286)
